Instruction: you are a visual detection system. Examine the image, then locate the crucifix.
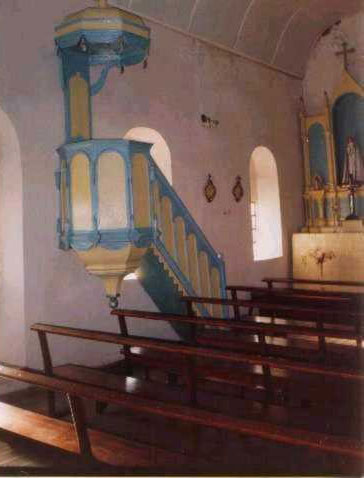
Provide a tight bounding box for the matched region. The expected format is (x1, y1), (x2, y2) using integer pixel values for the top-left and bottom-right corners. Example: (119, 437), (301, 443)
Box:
(336, 41), (355, 70)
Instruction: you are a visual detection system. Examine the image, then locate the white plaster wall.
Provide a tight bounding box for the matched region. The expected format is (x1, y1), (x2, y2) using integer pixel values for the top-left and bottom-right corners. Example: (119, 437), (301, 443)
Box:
(303, 12), (363, 115)
(0, 1), (303, 372)
(94, 24), (304, 286)
(0, 107), (26, 394)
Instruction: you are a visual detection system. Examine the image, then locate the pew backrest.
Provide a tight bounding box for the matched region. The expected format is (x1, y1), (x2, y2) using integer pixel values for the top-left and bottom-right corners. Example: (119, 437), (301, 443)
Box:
(3, 360), (363, 461)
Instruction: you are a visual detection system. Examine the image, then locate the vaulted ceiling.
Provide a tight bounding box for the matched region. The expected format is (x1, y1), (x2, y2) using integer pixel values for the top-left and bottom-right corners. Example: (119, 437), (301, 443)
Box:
(115, 0), (362, 77)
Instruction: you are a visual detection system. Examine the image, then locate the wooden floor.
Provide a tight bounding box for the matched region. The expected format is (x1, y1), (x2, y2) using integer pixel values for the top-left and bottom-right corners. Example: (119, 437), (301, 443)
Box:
(0, 385), (362, 476)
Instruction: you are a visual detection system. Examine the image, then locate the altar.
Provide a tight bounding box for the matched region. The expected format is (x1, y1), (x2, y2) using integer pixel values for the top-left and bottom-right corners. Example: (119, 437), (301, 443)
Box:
(293, 232), (364, 292)
(293, 48), (364, 290)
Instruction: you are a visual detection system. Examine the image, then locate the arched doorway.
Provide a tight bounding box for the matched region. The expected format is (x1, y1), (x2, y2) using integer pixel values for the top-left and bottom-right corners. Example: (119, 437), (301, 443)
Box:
(0, 107), (25, 367)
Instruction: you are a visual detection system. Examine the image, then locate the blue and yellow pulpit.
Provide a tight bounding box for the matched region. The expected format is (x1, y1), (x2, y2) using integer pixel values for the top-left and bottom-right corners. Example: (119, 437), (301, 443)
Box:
(55, 1), (227, 317)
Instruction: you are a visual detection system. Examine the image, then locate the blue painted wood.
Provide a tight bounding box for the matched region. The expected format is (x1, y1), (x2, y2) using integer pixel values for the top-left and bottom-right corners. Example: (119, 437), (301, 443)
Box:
(308, 123), (329, 185)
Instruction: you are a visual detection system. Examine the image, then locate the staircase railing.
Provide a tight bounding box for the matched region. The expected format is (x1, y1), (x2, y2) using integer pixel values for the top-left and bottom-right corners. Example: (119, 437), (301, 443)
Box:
(148, 158), (227, 317)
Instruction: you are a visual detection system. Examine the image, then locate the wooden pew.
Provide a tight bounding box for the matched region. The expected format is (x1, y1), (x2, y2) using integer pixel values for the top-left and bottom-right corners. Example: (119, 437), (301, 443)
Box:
(181, 295), (363, 362)
(110, 308), (363, 406)
(31, 321), (363, 417)
(114, 307), (363, 360)
(181, 295), (364, 328)
(24, 328), (364, 461)
(0, 363), (187, 469)
(226, 285), (358, 308)
(1, 361), (363, 463)
(262, 277), (364, 290)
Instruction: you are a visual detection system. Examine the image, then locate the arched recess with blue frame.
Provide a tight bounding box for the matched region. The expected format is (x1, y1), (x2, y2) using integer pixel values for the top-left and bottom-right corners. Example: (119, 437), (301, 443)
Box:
(333, 93), (364, 186)
(308, 123), (329, 186)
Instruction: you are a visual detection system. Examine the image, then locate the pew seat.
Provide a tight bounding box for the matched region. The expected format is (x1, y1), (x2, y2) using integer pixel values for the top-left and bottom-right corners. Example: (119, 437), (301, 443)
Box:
(51, 363), (361, 440)
(0, 387), (189, 468)
(123, 345), (362, 414)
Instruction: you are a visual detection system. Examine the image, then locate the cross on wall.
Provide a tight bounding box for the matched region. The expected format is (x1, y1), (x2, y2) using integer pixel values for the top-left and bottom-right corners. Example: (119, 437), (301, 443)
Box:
(335, 41), (356, 70)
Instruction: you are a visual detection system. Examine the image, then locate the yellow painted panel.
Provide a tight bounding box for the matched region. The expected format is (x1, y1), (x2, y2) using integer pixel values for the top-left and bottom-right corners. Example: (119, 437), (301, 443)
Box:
(98, 152), (128, 229)
(60, 159), (68, 231)
(71, 153), (92, 231)
(132, 154), (151, 228)
(175, 217), (189, 278)
(152, 182), (162, 231)
(211, 267), (222, 318)
(199, 251), (212, 315)
(187, 234), (200, 295)
(69, 73), (90, 140)
(161, 196), (176, 259)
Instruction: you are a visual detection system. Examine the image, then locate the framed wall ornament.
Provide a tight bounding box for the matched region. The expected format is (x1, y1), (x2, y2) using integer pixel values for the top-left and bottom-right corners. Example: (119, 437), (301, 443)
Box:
(232, 176), (244, 202)
(204, 174), (217, 203)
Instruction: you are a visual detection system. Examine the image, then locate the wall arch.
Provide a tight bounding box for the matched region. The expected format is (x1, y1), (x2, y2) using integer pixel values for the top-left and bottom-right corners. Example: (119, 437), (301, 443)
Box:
(249, 146), (283, 262)
(124, 127), (172, 184)
(0, 107), (25, 369)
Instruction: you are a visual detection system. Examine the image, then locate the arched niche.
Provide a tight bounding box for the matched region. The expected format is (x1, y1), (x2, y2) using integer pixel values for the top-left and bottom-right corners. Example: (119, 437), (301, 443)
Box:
(249, 146), (283, 262)
(0, 107), (25, 366)
(308, 123), (329, 186)
(124, 127), (172, 184)
(333, 93), (364, 186)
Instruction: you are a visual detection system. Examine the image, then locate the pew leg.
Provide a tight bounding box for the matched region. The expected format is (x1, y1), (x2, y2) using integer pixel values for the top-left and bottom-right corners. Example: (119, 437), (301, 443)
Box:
(67, 394), (93, 461)
(95, 401), (108, 415)
(167, 372), (178, 386)
(186, 358), (197, 406)
(240, 386), (245, 399)
(47, 391), (56, 418)
(317, 319), (326, 361)
(262, 366), (273, 407)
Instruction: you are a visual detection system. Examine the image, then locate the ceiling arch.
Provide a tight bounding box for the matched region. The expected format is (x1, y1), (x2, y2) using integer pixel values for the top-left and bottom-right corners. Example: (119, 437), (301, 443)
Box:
(115, 0), (362, 77)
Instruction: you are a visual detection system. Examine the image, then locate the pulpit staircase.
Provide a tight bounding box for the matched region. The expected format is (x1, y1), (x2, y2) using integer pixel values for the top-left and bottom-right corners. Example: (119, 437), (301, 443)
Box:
(138, 160), (227, 319)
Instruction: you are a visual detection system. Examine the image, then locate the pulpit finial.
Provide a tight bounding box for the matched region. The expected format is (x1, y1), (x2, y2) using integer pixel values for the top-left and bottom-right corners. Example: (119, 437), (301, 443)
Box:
(96, 0), (109, 8)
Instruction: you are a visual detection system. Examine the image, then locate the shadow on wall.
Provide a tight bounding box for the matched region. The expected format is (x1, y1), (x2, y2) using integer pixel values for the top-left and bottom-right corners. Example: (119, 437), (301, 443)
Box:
(0, 106), (25, 368)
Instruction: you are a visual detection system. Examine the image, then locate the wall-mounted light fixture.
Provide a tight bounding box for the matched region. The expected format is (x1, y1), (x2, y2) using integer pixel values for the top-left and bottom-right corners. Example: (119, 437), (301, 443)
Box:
(201, 114), (219, 129)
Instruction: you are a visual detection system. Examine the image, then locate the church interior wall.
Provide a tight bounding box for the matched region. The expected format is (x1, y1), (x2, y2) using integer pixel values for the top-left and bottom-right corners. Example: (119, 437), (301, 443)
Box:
(303, 11), (363, 115)
(0, 0), (304, 373)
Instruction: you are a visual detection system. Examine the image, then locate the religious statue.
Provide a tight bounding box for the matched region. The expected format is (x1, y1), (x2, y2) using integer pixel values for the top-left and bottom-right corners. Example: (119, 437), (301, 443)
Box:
(312, 174), (324, 190)
(341, 136), (364, 186)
